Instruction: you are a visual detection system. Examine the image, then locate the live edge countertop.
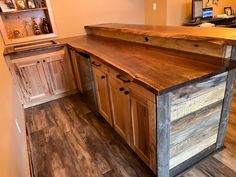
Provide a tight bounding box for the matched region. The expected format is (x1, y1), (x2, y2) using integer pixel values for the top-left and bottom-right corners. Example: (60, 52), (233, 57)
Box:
(85, 23), (236, 45)
(55, 35), (228, 95)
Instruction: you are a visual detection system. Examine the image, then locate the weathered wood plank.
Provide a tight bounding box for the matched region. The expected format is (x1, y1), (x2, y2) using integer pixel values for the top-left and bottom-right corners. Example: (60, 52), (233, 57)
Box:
(170, 144), (216, 177)
(170, 102), (223, 168)
(217, 69), (236, 149)
(170, 72), (227, 121)
(157, 93), (171, 177)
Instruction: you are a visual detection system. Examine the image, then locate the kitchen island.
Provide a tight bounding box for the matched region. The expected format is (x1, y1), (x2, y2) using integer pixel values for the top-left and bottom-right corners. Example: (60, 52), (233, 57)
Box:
(4, 24), (236, 177)
(56, 24), (236, 177)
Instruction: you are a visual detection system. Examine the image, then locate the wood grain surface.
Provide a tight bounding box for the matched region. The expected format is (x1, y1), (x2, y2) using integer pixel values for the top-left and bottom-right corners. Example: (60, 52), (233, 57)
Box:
(85, 23), (236, 46)
(26, 94), (155, 177)
(65, 35), (227, 95)
(169, 73), (227, 169)
(26, 92), (236, 177)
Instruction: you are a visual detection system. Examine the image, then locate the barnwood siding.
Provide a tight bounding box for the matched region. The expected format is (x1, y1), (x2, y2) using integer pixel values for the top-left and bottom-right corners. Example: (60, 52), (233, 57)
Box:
(169, 72), (228, 169)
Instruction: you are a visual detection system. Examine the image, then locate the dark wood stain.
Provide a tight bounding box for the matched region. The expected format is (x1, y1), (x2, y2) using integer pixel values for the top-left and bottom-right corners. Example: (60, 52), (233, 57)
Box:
(66, 35), (227, 95)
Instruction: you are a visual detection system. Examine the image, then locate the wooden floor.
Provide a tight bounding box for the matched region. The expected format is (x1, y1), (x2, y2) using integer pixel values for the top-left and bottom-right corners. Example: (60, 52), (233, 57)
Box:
(26, 92), (236, 177)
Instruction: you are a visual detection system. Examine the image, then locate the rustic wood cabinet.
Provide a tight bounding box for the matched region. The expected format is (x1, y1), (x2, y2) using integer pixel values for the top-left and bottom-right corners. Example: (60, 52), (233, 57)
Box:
(108, 75), (131, 144)
(129, 84), (156, 173)
(69, 48), (83, 93)
(92, 67), (112, 125)
(12, 58), (51, 102)
(42, 53), (76, 95)
(9, 47), (76, 107)
(91, 58), (156, 172)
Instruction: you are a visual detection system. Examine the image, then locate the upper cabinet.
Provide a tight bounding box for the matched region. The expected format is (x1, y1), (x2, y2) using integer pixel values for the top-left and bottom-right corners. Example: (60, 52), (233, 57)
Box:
(0, 0), (57, 45)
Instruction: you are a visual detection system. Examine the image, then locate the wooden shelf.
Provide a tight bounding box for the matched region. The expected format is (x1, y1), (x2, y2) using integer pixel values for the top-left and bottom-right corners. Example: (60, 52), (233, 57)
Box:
(0, 7), (48, 15)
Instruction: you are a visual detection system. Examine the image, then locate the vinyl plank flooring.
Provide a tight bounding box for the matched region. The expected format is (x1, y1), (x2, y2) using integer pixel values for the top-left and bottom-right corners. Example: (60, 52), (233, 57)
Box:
(26, 90), (236, 177)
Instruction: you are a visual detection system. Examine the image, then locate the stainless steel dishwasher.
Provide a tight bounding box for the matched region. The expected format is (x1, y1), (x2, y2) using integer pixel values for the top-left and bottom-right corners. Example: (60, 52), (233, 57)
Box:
(76, 51), (99, 115)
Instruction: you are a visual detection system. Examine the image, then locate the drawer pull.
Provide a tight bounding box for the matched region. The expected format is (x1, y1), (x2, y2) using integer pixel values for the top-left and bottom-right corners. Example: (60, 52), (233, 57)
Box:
(37, 61), (40, 64)
(101, 76), (106, 79)
(92, 61), (101, 67)
(116, 74), (130, 83)
(43, 60), (46, 62)
(119, 88), (124, 91)
(124, 91), (129, 95)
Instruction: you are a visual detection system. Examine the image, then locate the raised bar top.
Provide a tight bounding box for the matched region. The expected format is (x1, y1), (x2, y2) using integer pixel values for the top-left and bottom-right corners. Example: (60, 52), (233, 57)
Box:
(65, 35), (227, 94)
(85, 23), (236, 45)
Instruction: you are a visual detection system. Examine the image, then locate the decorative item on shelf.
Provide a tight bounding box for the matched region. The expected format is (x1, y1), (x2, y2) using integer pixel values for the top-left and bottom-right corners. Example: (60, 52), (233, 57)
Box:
(34, 0), (46, 8)
(13, 29), (24, 38)
(15, 0), (27, 10)
(41, 17), (49, 34)
(224, 7), (232, 16)
(0, 0), (17, 12)
(24, 20), (33, 36)
(32, 17), (40, 35)
(26, 0), (35, 8)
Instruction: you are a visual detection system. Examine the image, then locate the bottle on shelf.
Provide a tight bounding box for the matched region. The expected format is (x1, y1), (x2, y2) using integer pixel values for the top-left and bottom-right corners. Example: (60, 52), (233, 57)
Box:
(41, 17), (50, 34)
(32, 17), (40, 35)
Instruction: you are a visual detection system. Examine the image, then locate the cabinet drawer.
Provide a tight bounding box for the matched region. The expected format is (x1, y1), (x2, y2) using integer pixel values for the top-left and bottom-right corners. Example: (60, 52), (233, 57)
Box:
(91, 57), (109, 73)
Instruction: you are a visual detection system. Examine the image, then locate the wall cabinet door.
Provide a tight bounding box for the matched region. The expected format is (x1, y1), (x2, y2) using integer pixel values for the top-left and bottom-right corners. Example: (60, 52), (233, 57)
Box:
(13, 59), (51, 102)
(108, 76), (131, 144)
(130, 86), (156, 173)
(92, 67), (112, 125)
(42, 53), (76, 95)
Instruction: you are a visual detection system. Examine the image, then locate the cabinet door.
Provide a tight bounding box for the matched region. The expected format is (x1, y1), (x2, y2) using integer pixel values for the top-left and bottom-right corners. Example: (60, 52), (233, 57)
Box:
(69, 49), (83, 92)
(13, 59), (51, 102)
(130, 86), (156, 173)
(42, 52), (76, 95)
(108, 76), (131, 144)
(92, 67), (112, 125)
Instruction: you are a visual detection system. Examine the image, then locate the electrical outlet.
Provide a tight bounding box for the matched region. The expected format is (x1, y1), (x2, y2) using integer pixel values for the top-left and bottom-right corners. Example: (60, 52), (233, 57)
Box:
(153, 3), (157, 11)
(16, 119), (21, 134)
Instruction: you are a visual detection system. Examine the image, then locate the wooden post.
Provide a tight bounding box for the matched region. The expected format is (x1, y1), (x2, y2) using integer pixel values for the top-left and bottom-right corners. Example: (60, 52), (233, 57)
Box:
(217, 45), (236, 149)
(157, 93), (171, 177)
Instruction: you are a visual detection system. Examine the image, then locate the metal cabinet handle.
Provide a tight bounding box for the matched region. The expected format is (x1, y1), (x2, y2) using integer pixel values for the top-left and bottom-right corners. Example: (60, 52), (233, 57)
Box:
(116, 74), (130, 83)
(92, 61), (101, 67)
(101, 76), (106, 79)
(77, 52), (90, 59)
(43, 60), (46, 62)
(37, 61), (40, 63)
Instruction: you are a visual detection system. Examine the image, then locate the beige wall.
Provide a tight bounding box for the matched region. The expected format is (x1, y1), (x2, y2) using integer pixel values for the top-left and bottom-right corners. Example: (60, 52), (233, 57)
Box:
(203, 0), (236, 16)
(145, 0), (236, 26)
(0, 37), (28, 177)
(166, 0), (192, 26)
(50, 0), (144, 37)
(145, 0), (167, 25)
(0, 1), (144, 176)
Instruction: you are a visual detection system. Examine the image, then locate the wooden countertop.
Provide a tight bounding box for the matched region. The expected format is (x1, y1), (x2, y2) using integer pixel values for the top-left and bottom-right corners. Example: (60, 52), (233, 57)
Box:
(62, 35), (227, 94)
(85, 23), (236, 46)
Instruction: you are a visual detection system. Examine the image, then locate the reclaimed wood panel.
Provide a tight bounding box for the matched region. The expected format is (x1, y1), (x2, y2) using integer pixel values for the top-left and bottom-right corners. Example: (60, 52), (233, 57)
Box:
(170, 72), (227, 121)
(170, 102), (222, 169)
(169, 73), (228, 169)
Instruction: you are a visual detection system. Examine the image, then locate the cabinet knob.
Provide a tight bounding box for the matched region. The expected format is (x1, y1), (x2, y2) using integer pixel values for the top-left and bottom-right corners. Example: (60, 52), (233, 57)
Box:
(119, 88), (124, 91)
(101, 76), (106, 79)
(43, 60), (46, 62)
(37, 61), (40, 63)
(124, 91), (129, 95)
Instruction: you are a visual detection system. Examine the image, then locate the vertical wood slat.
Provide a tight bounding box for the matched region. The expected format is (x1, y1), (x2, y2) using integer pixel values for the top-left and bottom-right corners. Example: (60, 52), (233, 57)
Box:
(217, 46), (236, 149)
(157, 93), (171, 177)
(217, 69), (236, 149)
